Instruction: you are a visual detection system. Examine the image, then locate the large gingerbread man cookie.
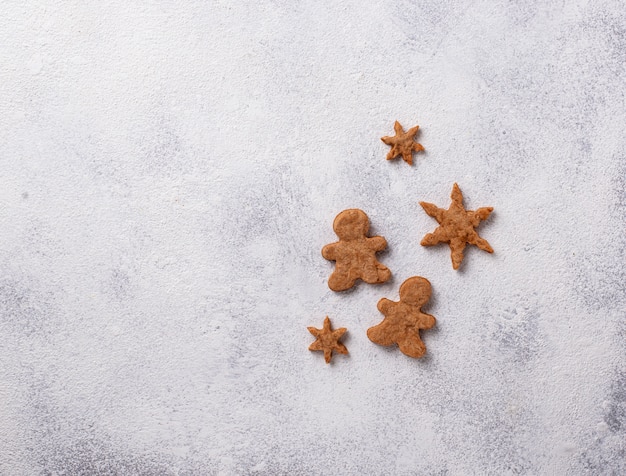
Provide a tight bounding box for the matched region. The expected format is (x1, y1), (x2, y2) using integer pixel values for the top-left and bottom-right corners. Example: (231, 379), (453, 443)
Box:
(367, 276), (436, 358)
(322, 209), (391, 292)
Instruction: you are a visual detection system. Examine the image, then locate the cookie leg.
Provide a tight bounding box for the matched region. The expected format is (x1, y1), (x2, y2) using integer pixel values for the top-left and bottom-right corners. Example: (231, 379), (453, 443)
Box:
(376, 263), (391, 283)
(328, 270), (356, 292)
(361, 263), (391, 284)
(397, 333), (427, 358)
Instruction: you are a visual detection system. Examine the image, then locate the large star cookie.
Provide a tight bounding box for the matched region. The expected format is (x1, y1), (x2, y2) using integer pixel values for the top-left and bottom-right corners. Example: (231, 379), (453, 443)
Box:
(367, 277), (436, 358)
(381, 120), (424, 165)
(308, 317), (348, 364)
(420, 183), (493, 270)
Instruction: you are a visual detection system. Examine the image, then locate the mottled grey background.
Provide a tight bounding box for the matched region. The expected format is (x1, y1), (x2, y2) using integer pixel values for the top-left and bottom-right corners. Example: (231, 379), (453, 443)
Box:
(1, 1), (625, 474)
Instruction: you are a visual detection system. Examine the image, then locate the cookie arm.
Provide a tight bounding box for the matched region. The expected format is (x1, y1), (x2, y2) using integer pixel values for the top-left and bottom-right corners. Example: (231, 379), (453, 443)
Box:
(368, 236), (387, 252)
(377, 298), (393, 314)
(322, 242), (338, 260)
(418, 313), (436, 330)
(367, 321), (395, 346)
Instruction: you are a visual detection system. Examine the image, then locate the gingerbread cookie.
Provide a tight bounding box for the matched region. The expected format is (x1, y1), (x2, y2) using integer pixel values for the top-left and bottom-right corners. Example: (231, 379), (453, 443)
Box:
(367, 277), (435, 358)
(322, 209), (391, 291)
(308, 317), (348, 364)
(381, 120), (424, 165)
(420, 183), (493, 270)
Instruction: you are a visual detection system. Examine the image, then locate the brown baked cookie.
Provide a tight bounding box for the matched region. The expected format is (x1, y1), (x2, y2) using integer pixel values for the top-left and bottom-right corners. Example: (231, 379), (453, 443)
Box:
(322, 209), (391, 292)
(420, 183), (493, 270)
(367, 277), (435, 358)
(308, 316), (348, 364)
(381, 120), (424, 165)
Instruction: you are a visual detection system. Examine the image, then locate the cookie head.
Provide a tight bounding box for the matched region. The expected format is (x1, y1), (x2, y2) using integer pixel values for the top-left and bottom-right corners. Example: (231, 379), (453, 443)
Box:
(399, 277), (432, 306)
(333, 209), (369, 240)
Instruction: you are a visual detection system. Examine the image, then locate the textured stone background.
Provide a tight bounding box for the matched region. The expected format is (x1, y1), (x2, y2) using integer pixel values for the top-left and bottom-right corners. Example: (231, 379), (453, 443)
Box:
(1, 1), (625, 474)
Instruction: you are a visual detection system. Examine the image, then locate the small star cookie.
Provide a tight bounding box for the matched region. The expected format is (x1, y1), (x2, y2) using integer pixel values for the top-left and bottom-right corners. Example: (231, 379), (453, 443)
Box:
(381, 120), (424, 165)
(367, 277), (436, 358)
(420, 183), (493, 269)
(308, 317), (348, 364)
(322, 209), (391, 292)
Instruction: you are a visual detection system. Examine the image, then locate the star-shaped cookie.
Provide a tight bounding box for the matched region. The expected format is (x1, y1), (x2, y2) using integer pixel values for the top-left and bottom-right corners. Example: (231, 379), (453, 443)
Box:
(381, 120), (424, 165)
(420, 183), (493, 270)
(308, 317), (348, 364)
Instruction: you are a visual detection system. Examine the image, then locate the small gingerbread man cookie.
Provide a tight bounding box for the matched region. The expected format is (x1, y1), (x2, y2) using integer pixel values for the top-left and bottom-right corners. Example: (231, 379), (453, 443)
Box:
(322, 209), (391, 292)
(367, 276), (436, 358)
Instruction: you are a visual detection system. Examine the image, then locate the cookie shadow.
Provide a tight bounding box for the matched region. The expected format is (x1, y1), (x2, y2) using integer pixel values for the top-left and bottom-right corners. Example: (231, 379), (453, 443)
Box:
(330, 353), (350, 366)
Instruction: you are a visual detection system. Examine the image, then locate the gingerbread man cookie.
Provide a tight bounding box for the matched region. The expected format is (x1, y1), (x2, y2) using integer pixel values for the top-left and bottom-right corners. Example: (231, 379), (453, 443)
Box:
(322, 209), (391, 292)
(367, 276), (436, 358)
